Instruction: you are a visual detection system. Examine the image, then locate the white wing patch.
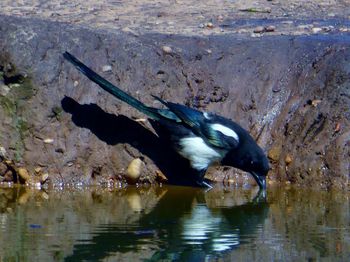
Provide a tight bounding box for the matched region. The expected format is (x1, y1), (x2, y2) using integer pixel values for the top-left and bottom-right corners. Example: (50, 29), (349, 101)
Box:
(211, 124), (239, 142)
(179, 137), (222, 171)
(203, 112), (211, 120)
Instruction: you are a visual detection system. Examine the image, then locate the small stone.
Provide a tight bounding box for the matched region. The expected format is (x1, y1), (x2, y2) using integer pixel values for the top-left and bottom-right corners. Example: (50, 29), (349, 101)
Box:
(18, 168), (31, 182)
(0, 146), (6, 158)
(9, 83), (20, 89)
(272, 84), (281, 92)
(285, 154), (292, 165)
(334, 123), (341, 133)
(217, 15), (224, 21)
(253, 26), (265, 33)
(0, 84), (10, 96)
(155, 170), (168, 183)
(265, 25), (276, 32)
(312, 27), (322, 34)
(268, 146), (281, 162)
(3, 170), (14, 182)
(162, 46), (172, 54)
(0, 162), (7, 175)
(102, 65), (112, 72)
(126, 158), (143, 184)
(311, 99), (322, 107)
(73, 80), (79, 87)
(43, 138), (54, 144)
(322, 26), (334, 32)
(40, 173), (49, 184)
(205, 22), (214, 29)
(35, 167), (42, 173)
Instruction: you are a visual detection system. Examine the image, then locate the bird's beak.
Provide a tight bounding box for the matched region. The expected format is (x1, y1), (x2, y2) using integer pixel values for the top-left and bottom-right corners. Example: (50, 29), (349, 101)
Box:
(250, 172), (266, 190)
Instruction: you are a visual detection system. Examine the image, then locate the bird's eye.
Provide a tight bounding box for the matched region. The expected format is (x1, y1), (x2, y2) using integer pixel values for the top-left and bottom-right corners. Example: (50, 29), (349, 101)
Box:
(251, 160), (254, 165)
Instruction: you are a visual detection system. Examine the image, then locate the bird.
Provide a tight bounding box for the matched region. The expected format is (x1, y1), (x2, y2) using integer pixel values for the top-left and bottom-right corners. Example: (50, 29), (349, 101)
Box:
(63, 51), (269, 189)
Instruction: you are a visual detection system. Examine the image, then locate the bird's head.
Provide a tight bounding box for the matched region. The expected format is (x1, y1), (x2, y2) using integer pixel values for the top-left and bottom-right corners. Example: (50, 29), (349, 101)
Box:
(222, 142), (269, 190)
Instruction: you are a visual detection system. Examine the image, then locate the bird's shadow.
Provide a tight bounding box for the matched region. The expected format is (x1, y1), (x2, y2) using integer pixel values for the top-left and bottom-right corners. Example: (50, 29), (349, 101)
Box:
(61, 96), (197, 186)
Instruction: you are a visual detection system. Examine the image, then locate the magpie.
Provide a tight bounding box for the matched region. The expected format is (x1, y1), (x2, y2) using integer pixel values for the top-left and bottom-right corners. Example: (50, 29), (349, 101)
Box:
(63, 52), (269, 189)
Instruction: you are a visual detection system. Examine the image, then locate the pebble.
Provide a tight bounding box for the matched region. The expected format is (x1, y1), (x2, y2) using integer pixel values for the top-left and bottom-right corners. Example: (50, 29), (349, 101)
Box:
(0, 84), (10, 96)
(34, 167), (42, 173)
(102, 65), (112, 72)
(322, 26), (334, 32)
(312, 27), (322, 34)
(0, 146), (6, 158)
(9, 83), (20, 89)
(205, 22), (214, 29)
(73, 80), (79, 87)
(155, 170), (168, 183)
(126, 158), (143, 183)
(0, 162), (7, 174)
(43, 138), (54, 144)
(285, 154), (292, 165)
(3, 170), (13, 182)
(253, 26), (265, 33)
(41, 173), (49, 184)
(162, 45), (172, 54)
(268, 146), (281, 162)
(18, 168), (30, 182)
(265, 25), (276, 32)
(311, 99), (322, 107)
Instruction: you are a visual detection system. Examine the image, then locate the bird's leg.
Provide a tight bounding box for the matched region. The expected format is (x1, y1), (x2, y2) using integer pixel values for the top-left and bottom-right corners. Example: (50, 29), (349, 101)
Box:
(195, 169), (213, 190)
(201, 180), (213, 190)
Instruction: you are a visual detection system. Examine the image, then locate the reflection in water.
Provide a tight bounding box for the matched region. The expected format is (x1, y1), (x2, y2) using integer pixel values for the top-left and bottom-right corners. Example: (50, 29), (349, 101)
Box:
(0, 185), (349, 261)
(63, 187), (267, 262)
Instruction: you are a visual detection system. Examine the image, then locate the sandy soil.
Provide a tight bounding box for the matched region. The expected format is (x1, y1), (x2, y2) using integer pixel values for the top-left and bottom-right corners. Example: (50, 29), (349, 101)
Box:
(1, 0), (350, 36)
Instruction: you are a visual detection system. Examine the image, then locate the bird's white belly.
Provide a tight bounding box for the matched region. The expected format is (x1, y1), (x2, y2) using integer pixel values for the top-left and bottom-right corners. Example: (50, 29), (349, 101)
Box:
(178, 137), (223, 171)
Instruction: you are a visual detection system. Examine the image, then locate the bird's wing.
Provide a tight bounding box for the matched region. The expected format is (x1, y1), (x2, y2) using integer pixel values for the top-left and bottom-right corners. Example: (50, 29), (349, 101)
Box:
(200, 122), (240, 149)
(153, 96), (239, 150)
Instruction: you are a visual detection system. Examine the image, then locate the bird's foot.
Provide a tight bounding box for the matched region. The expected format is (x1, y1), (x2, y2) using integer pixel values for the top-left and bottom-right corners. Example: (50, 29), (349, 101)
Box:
(196, 179), (213, 192)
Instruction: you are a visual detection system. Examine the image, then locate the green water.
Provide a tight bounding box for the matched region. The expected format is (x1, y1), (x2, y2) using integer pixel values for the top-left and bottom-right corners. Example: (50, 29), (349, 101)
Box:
(0, 185), (349, 261)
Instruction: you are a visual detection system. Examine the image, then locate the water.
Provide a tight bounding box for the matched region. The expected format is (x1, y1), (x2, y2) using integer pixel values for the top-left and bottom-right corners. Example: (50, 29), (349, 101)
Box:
(0, 185), (349, 261)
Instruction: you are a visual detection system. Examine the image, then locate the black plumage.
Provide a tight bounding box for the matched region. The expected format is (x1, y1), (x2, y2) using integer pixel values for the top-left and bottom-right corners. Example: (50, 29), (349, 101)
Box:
(63, 52), (269, 189)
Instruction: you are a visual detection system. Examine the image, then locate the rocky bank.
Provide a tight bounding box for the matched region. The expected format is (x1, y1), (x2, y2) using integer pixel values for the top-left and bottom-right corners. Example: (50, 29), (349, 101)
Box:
(0, 5), (349, 189)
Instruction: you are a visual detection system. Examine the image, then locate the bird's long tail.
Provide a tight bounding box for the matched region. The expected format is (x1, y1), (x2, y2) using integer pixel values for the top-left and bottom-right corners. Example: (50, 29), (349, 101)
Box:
(63, 51), (161, 120)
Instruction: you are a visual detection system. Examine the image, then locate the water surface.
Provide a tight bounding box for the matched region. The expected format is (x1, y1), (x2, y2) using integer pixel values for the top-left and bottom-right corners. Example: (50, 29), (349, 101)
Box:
(0, 185), (349, 261)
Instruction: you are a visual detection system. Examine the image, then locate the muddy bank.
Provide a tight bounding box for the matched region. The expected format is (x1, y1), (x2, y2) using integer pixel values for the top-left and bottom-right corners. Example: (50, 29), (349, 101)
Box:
(0, 15), (349, 189)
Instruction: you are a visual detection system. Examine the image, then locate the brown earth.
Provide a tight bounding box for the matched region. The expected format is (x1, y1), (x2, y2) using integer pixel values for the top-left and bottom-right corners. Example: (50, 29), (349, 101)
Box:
(0, 1), (349, 189)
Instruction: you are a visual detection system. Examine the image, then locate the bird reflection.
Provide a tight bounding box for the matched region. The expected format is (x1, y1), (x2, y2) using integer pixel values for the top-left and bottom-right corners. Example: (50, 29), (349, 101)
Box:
(64, 187), (268, 262)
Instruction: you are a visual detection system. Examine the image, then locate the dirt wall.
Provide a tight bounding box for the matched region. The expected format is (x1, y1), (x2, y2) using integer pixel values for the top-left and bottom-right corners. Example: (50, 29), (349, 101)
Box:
(0, 15), (349, 188)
